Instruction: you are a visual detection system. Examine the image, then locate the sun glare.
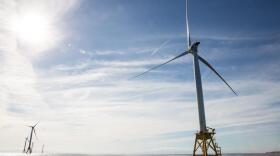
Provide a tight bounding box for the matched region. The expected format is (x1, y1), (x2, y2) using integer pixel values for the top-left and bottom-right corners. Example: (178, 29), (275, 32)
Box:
(10, 13), (52, 46)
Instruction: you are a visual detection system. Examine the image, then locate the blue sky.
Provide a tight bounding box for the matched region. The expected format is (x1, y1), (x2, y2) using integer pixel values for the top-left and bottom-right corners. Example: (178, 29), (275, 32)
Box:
(0, 0), (280, 154)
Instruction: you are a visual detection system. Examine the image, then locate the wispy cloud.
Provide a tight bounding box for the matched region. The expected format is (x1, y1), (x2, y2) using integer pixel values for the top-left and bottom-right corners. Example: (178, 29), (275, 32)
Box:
(151, 39), (171, 56)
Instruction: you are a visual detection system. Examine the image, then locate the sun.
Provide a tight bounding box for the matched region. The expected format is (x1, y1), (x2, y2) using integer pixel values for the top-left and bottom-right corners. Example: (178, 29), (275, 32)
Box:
(10, 13), (53, 47)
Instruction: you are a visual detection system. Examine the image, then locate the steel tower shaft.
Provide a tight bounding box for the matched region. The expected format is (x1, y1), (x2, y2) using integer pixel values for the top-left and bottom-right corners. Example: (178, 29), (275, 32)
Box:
(191, 43), (207, 132)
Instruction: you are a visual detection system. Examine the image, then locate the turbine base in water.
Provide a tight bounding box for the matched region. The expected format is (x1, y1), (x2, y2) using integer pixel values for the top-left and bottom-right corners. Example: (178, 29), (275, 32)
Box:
(193, 127), (222, 156)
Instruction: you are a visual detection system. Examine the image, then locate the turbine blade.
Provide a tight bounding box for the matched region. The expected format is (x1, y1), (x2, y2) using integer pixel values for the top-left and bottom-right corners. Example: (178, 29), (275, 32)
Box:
(33, 129), (39, 140)
(197, 55), (238, 96)
(34, 121), (39, 127)
(186, 0), (191, 48)
(130, 51), (189, 79)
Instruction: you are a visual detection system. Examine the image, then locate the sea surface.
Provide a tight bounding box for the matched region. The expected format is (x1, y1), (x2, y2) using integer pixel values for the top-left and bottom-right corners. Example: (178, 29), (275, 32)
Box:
(0, 154), (278, 156)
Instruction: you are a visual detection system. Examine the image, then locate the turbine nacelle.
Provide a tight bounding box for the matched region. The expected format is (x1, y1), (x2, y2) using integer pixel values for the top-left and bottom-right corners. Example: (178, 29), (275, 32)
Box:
(189, 41), (200, 54)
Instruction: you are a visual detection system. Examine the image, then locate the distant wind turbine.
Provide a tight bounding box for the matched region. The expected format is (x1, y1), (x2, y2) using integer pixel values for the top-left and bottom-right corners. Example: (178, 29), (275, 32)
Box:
(25, 121), (39, 154)
(41, 144), (45, 153)
(130, 0), (237, 156)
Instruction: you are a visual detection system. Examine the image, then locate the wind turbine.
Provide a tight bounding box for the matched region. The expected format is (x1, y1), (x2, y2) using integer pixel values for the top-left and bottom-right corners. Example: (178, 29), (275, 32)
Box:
(131, 0), (237, 156)
(41, 144), (45, 153)
(25, 121), (39, 154)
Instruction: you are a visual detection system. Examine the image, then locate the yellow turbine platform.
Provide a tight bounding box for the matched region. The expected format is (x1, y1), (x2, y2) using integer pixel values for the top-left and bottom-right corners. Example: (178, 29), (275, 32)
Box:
(193, 127), (222, 156)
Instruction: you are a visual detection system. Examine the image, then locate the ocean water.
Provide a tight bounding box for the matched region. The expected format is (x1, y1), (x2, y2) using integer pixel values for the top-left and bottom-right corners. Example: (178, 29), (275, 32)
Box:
(0, 154), (277, 156)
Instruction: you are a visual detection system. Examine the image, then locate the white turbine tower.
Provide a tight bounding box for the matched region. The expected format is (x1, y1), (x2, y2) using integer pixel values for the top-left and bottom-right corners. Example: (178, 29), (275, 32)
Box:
(131, 0), (237, 156)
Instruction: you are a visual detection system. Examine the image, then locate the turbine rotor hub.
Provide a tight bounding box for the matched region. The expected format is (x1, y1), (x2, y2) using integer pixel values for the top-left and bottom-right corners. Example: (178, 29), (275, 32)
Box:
(189, 41), (200, 54)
